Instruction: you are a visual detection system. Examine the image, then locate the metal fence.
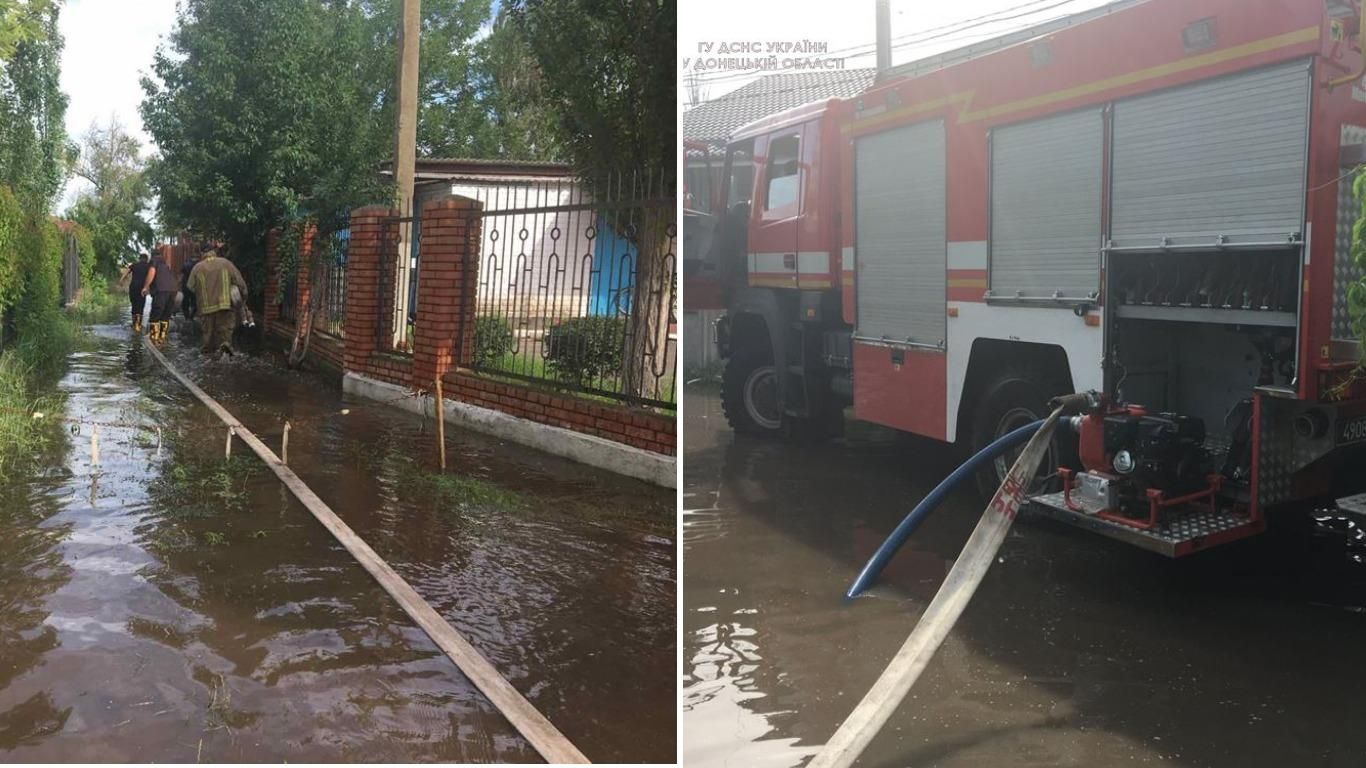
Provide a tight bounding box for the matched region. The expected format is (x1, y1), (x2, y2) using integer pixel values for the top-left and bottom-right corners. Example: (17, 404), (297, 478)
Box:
(380, 203), (419, 353)
(461, 173), (677, 410)
(312, 223), (349, 337)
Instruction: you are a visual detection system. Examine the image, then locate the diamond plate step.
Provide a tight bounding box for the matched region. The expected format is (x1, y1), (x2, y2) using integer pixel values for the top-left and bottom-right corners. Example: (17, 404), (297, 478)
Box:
(1028, 491), (1265, 557)
(1338, 493), (1366, 517)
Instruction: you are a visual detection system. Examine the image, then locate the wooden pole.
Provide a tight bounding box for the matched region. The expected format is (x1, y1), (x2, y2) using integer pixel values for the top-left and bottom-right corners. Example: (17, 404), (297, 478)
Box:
(156, 427), (163, 459)
(434, 378), (446, 471)
(392, 0), (421, 345)
(139, 337), (587, 764)
(281, 422), (291, 465)
(90, 426), (99, 466)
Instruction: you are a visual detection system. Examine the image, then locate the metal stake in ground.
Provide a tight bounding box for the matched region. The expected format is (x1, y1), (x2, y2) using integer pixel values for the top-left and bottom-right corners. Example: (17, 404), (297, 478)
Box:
(138, 337), (588, 764)
(435, 378), (446, 471)
(281, 422), (290, 465)
(807, 403), (1069, 768)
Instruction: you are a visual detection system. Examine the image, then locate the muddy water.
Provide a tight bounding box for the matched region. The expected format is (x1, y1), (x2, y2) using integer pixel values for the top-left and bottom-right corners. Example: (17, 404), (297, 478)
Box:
(683, 385), (1366, 768)
(0, 324), (674, 763)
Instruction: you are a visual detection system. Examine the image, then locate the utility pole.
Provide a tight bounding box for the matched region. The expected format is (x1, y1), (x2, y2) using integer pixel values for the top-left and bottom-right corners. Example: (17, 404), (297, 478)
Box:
(393, 0), (421, 346)
(875, 0), (891, 76)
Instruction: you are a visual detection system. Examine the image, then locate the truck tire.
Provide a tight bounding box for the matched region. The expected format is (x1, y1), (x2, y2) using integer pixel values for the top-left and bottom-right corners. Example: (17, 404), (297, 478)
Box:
(722, 352), (783, 436)
(969, 371), (1072, 501)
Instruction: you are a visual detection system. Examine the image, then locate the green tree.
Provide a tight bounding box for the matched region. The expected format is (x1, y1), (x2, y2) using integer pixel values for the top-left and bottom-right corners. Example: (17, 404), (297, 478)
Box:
(505, 0), (675, 398)
(0, 0), (54, 65)
(140, 0), (392, 300)
(476, 8), (563, 160)
(65, 118), (154, 277)
(0, 1), (70, 339)
(0, 0), (72, 212)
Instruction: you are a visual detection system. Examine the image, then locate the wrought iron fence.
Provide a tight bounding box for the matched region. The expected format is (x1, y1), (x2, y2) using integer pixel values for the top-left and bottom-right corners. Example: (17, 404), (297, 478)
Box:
(279, 269), (297, 324)
(461, 172), (677, 410)
(380, 202), (418, 353)
(313, 223), (349, 337)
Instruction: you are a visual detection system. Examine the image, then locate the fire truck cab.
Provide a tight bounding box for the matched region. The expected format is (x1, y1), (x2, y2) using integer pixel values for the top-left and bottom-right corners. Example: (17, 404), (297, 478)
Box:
(702, 0), (1366, 556)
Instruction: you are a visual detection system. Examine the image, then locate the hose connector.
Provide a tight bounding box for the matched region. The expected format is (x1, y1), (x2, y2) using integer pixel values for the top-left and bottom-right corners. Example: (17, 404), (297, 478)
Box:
(1049, 390), (1100, 416)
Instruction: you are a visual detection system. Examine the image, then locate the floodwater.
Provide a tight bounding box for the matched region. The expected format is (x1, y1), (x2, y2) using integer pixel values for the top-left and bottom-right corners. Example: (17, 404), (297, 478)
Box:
(0, 323), (675, 763)
(683, 385), (1366, 768)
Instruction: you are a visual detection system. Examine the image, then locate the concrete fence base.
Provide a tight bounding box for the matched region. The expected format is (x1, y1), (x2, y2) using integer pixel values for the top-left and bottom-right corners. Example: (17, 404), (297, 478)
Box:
(343, 371), (676, 489)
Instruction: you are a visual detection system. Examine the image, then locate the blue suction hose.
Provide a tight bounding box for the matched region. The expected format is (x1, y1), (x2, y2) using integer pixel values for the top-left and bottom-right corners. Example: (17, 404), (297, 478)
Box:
(845, 419), (1046, 599)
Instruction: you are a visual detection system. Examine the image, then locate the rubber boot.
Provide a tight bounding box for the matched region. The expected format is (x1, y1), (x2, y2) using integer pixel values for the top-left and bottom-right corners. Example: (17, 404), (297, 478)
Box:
(133, 315), (142, 334)
(156, 321), (169, 342)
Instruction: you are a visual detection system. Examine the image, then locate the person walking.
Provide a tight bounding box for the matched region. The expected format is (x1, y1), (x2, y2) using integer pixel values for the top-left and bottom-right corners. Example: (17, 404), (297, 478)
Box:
(147, 250), (179, 342)
(180, 251), (199, 320)
(187, 248), (248, 358)
(127, 253), (151, 333)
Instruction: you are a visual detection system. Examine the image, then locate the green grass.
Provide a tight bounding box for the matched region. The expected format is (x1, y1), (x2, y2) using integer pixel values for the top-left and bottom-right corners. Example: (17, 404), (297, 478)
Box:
(67, 279), (127, 326)
(0, 351), (67, 478)
(382, 448), (526, 512)
(479, 350), (677, 411)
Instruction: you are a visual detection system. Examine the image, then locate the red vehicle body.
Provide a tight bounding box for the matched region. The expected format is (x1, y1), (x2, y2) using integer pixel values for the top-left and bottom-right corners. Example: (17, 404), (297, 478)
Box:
(690, 0), (1366, 555)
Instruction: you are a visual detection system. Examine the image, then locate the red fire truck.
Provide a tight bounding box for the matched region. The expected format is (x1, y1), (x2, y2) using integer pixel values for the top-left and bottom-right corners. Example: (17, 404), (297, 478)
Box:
(687, 0), (1366, 556)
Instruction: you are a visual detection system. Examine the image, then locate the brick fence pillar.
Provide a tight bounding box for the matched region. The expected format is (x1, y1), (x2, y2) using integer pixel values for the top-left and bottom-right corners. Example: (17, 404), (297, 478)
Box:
(344, 205), (397, 374)
(294, 224), (317, 322)
(263, 229), (280, 327)
(411, 195), (482, 390)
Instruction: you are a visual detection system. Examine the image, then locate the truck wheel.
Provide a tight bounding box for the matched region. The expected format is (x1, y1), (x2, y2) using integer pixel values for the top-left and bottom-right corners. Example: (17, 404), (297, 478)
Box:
(969, 372), (1069, 501)
(722, 353), (783, 435)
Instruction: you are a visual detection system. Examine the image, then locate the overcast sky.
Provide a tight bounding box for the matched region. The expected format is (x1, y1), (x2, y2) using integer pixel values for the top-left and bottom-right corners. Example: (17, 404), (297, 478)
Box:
(58, 0), (178, 210)
(681, 0), (1117, 108)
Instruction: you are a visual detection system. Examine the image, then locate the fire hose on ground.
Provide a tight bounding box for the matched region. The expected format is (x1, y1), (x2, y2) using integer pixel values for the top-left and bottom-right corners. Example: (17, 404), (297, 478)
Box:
(808, 393), (1092, 768)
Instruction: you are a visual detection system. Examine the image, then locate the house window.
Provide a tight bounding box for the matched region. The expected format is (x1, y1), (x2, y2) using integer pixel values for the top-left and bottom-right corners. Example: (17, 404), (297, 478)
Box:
(764, 134), (800, 211)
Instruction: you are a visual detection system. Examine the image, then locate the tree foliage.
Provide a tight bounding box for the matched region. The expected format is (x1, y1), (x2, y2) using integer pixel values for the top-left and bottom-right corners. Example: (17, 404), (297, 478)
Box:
(0, 1), (71, 212)
(65, 118), (154, 277)
(0, 0), (70, 345)
(505, 0), (674, 196)
(141, 0), (390, 268)
(139, 0), (567, 302)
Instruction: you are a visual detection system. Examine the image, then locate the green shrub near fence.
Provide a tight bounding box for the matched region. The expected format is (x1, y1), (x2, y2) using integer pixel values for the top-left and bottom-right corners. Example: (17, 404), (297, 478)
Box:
(544, 316), (626, 384)
(473, 315), (516, 368)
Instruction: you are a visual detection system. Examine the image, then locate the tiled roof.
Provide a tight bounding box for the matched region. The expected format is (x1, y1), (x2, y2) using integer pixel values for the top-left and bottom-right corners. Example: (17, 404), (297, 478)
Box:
(683, 69), (877, 147)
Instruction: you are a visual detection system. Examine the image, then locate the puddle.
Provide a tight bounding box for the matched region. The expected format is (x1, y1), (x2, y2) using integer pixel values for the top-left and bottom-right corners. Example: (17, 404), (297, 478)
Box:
(0, 323), (675, 762)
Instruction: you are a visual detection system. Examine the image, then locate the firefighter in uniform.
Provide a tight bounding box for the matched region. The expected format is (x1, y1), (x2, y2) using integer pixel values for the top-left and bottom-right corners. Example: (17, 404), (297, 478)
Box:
(186, 248), (248, 357)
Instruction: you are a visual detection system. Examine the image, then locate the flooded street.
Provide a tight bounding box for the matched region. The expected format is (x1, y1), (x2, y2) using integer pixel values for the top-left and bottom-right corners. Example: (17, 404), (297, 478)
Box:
(0, 324), (675, 763)
(683, 385), (1366, 768)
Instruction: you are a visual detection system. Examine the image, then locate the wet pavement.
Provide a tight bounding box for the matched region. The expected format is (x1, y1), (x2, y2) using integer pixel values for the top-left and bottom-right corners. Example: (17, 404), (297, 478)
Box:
(683, 384), (1366, 768)
(0, 323), (675, 763)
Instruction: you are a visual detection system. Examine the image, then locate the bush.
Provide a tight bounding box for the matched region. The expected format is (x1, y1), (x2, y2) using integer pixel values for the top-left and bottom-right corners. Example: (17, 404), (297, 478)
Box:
(0, 187), (23, 317)
(544, 316), (625, 383)
(473, 315), (516, 367)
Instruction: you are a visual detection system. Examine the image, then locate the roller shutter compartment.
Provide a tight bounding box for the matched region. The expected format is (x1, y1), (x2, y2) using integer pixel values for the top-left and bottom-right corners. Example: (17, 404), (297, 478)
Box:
(990, 108), (1104, 300)
(1110, 60), (1310, 250)
(854, 120), (946, 346)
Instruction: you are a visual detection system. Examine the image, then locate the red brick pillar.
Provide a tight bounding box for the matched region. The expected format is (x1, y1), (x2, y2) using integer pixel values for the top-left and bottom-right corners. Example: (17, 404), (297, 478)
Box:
(263, 229), (280, 328)
(411, 195), (482, 389)
(344, 206), (397, 373)
(293, 224), (317, 322)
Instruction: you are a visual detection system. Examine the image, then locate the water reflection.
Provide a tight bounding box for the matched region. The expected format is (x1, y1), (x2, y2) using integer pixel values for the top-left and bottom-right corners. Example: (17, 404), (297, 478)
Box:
(0, 326), (674, 763)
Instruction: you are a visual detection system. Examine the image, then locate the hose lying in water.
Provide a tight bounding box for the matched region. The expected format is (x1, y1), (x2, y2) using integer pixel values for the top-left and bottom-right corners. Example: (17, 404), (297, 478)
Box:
(809, 398), (1080, 768)
(845, 419), (1044, 599)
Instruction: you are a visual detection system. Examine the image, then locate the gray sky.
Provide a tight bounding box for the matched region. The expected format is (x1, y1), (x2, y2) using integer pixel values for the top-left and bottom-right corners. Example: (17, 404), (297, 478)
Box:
(58, 0), (179, 210)
(681, 0), (1118, 107)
